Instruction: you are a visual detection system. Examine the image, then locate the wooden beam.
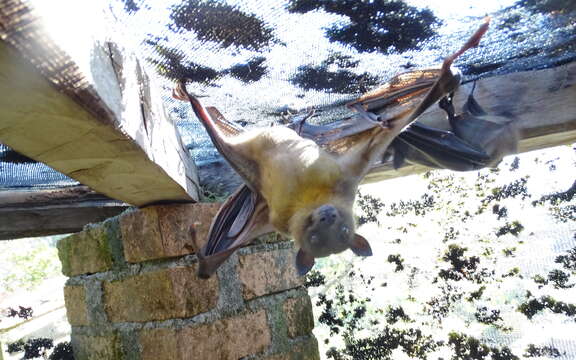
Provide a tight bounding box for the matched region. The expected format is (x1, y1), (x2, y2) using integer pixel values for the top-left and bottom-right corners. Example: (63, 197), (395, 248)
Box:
(364, 62), (576, 183)
(0, 186), (129, 240)
(0, 1), (199, 207)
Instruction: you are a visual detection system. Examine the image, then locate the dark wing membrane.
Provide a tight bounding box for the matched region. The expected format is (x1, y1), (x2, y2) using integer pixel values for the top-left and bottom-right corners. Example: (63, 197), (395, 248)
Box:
(174, 82), (261, 192)
(297, 66), (462, 156)
(393, 122), (491, 171)
(297, 20), (492, 170)
(347, 68), (441, 112)
(196, 184), (273, 278)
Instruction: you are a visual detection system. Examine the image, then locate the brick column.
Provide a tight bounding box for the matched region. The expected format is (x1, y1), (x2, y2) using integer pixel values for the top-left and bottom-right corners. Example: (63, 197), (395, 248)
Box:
(57, 203), (320, 360)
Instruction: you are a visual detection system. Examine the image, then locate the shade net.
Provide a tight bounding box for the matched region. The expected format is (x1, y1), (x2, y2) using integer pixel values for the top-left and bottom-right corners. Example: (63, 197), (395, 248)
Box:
(0, 0), (575, 189)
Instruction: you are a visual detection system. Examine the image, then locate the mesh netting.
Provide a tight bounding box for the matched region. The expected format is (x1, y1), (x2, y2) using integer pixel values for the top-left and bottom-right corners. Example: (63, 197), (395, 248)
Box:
(0, 0), (574, 189)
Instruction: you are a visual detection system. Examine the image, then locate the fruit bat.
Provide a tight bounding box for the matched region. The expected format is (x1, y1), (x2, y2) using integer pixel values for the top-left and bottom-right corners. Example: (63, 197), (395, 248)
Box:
(389, 82), (519, 171)
(173, 20), (491, 278)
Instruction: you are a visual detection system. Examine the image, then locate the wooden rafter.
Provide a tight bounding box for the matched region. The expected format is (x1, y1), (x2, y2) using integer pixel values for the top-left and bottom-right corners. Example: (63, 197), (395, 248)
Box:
(0, 0), (200, 207)
(0, 186), (128, 240)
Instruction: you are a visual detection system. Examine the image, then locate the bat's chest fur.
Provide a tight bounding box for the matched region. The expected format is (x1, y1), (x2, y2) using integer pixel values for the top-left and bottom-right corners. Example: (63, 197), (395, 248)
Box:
(241, 127), (343, 233)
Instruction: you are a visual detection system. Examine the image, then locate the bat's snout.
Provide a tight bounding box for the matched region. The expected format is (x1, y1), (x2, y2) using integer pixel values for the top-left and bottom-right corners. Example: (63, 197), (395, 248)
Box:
(317, 204), (339, 226)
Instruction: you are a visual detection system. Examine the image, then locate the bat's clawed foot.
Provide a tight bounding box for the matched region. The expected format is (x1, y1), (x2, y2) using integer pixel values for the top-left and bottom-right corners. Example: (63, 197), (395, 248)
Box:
(439, 95), (456, 120)
(294, 108), (316, 135)
(172, 80), (188, 101)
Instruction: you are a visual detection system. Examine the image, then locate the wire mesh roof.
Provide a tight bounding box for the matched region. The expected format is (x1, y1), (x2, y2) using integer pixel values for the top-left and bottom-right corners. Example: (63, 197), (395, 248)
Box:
(0, 0), (575, 189)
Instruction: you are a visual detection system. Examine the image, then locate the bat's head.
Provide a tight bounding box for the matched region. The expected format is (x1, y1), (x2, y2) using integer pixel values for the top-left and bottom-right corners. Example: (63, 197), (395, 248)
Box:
(292, 204), (372, 276)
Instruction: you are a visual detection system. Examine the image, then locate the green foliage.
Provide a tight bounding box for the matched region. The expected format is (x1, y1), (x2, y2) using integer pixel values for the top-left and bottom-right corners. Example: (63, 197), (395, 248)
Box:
(448, 332), (518, 360)
(518, 295), (576, 320)
(305, 270), (327, 288)
(495, 221), (524, 237)
(437, 244), (492, 283)
(1, 240), (61, 293)
(556, 246), (576, 271)
(329, 327), (439, 360)
(386, 194), (435, 217)
(532, 180), (576, 223)
(384, 306), (411, 324)
(356, 192), (385, 226)
(49, 342), (74, 360)
(386, 254), (404, 272)
(7, 338), (53, 359)
(524, 344), (564, 358)
(474, 306), (502, 325)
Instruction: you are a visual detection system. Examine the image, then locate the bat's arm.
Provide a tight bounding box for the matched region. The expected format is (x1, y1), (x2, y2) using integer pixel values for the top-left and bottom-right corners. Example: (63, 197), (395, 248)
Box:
(173, 80), (261, 192)
(338, 18), (491, 184)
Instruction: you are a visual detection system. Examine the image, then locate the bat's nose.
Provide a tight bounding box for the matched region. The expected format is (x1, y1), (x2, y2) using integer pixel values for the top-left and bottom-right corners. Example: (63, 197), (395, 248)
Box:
(318, 205), (338, 225)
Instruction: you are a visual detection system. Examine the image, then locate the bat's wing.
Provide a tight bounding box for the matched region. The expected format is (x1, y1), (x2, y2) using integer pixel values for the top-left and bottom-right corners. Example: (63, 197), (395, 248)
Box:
(295, 68), (448, 150)
(393, 86), (519, 171)
(173, 83), (262, 193)
(295, 19), (494, 173)
(181, 107), (274, 278)
(192, 184), (273, 278)
(448, 93), (520, 166)
(391, 121), (492, 171)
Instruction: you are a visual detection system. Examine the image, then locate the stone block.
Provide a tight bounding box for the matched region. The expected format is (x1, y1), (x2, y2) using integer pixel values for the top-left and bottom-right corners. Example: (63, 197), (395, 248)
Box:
(103, 265), (218, 322)
(57, 225), (113, 276)
(263, 336), (321, 360)
(72, 333), (122, 360)
(238, 246), (303, 300)
(283, 296), (314, 338)
(63, 285), (89, 326)
(139, 310), (271, 360)
(119, 203), (221, 263)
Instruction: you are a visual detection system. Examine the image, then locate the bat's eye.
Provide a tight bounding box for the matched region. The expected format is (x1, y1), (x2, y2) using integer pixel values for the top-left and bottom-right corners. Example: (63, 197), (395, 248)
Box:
(341, 226), (350, 236)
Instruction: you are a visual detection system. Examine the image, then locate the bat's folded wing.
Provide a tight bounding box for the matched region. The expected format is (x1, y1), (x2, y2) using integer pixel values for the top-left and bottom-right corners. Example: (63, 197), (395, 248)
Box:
(392, 121), (492, 171)
(192, 108), (274, 278)
(194, 184), (273, 278)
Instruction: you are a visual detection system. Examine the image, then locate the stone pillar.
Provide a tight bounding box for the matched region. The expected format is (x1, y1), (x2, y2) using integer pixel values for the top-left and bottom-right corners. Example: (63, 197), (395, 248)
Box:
(57, 203), (320, 360)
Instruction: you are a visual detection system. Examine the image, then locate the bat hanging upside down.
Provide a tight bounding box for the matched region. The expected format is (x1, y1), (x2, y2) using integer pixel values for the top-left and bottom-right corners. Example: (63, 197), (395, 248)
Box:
(173, 19), (491, 277)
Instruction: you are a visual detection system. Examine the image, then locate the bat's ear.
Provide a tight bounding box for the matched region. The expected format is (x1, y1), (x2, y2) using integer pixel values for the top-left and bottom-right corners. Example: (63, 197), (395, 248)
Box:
(296, 249), (315, 276)
(350, 233), (373, 257)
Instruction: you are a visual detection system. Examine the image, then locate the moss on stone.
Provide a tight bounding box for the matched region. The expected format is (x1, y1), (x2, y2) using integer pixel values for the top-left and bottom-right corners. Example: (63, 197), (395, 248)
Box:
(57, 225), (114, 276)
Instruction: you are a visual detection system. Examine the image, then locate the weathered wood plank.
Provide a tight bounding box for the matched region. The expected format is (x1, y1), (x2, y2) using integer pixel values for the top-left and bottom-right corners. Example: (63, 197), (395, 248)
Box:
(364, 62), (576, 183)
(0, 186), (128, 240)
(0, 1), (200, 206)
